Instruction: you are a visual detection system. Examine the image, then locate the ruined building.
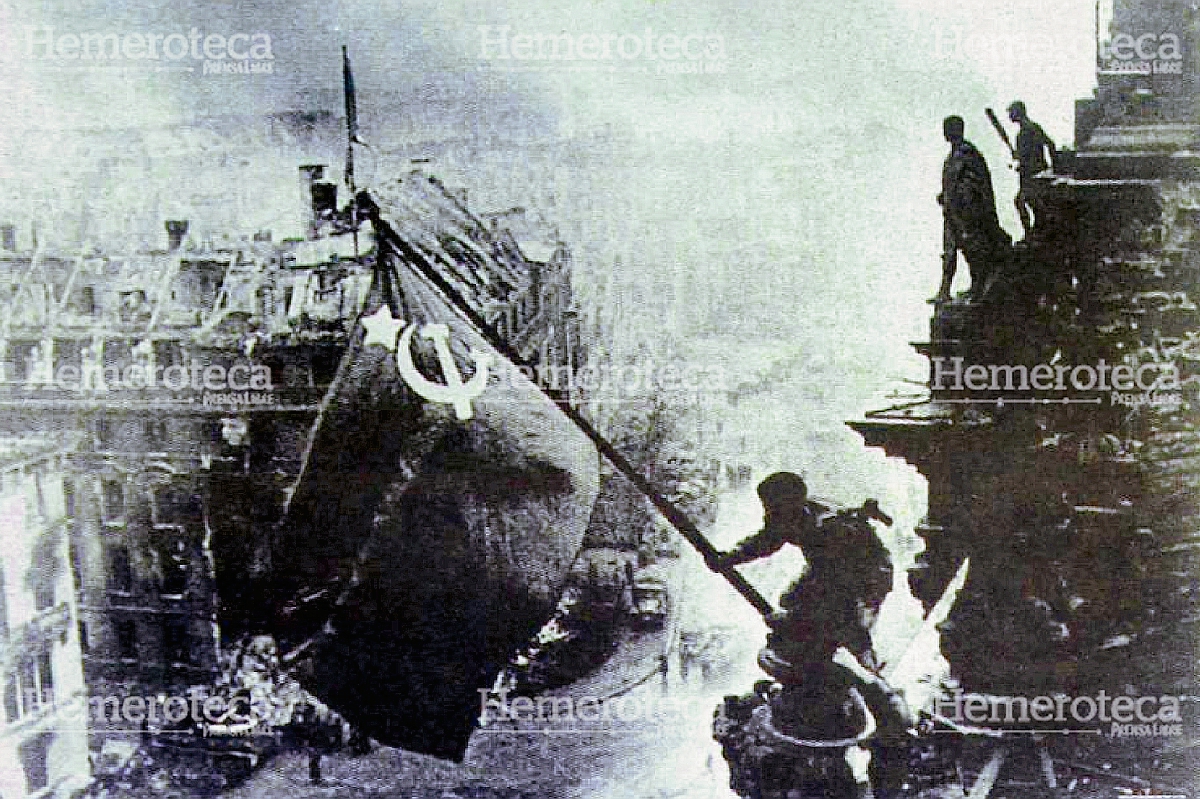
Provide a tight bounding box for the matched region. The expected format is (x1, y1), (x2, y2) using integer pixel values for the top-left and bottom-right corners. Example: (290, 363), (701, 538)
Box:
(0, 161), (590, 764)
(0, 436), (91, 798)
(850, 0), (1198, 785)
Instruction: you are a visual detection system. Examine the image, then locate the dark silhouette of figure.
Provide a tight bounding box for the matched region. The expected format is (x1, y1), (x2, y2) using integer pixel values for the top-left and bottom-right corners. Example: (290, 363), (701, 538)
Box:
(1007, 101), (1057, 239)
(290, 702), (325, 786)
(716, 473), (909, 799)
(936, 116), (1012, 301)
(309, 748), (322, 786)
(717, 472), (893, 667)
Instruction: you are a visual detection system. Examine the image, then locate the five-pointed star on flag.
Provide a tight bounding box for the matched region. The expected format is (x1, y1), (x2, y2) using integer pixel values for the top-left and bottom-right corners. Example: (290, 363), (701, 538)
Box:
(360, 306), (406, 351)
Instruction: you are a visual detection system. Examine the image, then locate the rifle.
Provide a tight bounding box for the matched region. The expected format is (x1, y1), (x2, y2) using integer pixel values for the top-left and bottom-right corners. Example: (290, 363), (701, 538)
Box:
(985, 108), (1017, 161)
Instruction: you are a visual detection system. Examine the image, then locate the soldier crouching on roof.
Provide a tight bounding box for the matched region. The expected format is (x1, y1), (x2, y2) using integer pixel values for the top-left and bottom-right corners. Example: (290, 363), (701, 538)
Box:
(715, 472), (913, 799)
(716, 472), (893, 668)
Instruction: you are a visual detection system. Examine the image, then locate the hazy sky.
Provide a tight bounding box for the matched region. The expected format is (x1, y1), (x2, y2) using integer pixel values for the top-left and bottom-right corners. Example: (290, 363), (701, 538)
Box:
(0, 0), (1103, 386)
(1, 0), (1096, 140)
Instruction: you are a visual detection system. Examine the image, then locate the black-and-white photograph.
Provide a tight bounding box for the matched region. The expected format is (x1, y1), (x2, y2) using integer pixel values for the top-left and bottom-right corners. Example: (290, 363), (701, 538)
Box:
(0, 0), (1195, 796)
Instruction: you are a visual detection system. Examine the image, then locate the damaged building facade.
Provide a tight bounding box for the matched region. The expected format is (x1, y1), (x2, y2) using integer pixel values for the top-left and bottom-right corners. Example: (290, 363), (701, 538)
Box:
(0, 160), (588, 779)
(0, 436), (91, 798)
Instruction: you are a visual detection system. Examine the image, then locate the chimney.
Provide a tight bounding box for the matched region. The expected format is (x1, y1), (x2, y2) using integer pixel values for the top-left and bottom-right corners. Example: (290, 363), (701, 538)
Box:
(0, 225), (15, 252)
(165, 220), (189, 251)
(310, 182), (338, 235)
(299, 164), (326, 240)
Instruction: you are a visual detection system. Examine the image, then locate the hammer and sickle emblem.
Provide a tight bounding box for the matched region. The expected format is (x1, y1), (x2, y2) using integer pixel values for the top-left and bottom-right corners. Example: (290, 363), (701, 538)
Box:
(395, 323), (492, 420)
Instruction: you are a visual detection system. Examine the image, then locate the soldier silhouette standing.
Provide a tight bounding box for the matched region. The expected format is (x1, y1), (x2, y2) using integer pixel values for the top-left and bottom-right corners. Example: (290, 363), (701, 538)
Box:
(1007, 101), (1057, 240)
(936, 116), (1012, 302)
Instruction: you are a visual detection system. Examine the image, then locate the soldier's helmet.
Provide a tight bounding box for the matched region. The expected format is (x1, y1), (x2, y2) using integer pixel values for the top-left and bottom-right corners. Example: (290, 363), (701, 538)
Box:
(757, 472), (808, 517)
(1007, 100), (1026, 117)
(943, 115), (965, 139)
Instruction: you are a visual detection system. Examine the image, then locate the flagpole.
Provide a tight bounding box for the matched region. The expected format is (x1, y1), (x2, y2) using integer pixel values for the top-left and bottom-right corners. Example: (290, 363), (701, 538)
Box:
(343, 45), (359, 259)
(360, 196), (776, 619)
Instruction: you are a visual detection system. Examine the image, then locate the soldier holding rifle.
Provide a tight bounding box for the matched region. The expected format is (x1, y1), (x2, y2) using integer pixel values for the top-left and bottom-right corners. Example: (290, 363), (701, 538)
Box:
(1005, 101), (1057, 240)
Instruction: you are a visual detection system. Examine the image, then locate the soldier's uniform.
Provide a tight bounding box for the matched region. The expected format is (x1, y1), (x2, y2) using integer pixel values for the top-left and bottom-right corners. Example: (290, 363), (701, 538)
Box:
(938, 117), (1012, 301)
(722, 498), (892, 666)
(1009, 101), (1056, 238)
(717, 473), (907, 799)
